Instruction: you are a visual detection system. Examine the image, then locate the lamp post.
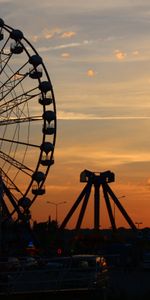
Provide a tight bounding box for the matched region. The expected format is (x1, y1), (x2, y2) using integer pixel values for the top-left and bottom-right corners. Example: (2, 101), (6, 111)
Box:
(135, 222), (143, 229)
(47, 201), (66, 224)
(113, 195), (126, 224)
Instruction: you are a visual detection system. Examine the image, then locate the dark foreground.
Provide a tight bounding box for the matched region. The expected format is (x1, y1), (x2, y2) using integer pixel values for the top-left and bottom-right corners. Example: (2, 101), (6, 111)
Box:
(1, 259), (150, 300)
(107, 267), (150, 300)
(1, 268), (150, 300)
(0, 254), (108, 299)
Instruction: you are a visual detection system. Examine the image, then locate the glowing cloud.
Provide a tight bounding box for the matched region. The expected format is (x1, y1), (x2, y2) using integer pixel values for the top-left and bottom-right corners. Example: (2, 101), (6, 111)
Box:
(115, 49), (127, 60)
(57, 110), (150, 120)
(87, 69), (96, 77)
(42, 27), (62, 39)
(61, 31), (76, 38)
(58, 110), (94, 120)
(61, 52), (70, 58)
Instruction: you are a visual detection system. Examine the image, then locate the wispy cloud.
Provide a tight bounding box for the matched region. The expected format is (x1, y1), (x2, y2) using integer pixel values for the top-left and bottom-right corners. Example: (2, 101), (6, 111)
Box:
(30, 27), (62, 42)
(57, 110), (150, 120)
(30, 28), (77, 43)
(55, 145), (150, 169)
(61, 31), (76, 38)
(43, 27), (62, 39)
(61, 52), (70, 58)
(37, 40), (91, 52)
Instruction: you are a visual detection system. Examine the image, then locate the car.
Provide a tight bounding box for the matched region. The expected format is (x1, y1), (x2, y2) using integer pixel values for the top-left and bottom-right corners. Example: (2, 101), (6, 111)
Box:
(20, 256), (38, 269)
(45, 254), (108, 290)
(7, 257), (20, 270)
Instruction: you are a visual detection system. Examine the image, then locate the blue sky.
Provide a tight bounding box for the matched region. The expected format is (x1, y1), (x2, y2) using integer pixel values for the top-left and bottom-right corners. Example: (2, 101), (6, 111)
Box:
(1, 0), (150, 228)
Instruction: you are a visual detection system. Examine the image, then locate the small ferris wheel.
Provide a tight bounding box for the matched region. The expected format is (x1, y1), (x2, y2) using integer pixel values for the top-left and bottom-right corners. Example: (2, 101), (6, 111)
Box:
(0, 18), (57, 223)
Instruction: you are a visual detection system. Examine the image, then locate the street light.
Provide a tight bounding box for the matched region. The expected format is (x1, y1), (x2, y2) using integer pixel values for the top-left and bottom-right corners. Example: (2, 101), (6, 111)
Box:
(47, 201), (66, 223)
(135, 222), (143, 229)
(113, 195), (126, 223)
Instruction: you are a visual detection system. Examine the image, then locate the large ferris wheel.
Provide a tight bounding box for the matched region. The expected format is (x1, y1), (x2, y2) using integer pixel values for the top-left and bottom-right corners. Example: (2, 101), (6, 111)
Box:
(0, 19), (57, 224)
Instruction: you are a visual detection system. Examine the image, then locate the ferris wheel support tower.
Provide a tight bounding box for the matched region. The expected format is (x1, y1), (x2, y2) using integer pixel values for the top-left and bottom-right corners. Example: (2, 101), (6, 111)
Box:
(60, 170), (137, 232)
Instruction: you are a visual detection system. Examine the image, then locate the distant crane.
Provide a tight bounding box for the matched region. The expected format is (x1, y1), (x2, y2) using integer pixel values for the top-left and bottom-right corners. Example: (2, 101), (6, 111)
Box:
(60, 170), (137, 232)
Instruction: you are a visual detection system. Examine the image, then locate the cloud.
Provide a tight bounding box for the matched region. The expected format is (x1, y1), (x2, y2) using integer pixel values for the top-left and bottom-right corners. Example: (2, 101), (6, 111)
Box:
(87, 69), (96, 77)
(132, 50), (139, 56)
(30, 29), (77, 43)
(58, 111), (94, 120)
(115, 49), (127, 60)
(37, 42), (79, 53)
(57, 110), (150, 120)
(61, 52), (70, 58)
(55, 143), (150, 171)
(42, 27), (62, 39)
(30, 27), (62, 42)
(61, 31), (76, 38)
(37, 39), (91, 52)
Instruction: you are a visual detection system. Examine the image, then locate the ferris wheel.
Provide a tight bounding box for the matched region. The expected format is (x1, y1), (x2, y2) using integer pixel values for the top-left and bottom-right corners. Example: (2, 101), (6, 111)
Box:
(0, 19), (57, 223)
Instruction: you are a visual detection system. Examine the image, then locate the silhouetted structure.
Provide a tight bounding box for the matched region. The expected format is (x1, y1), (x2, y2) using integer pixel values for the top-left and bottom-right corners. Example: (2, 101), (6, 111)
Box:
(0, 18), (57, 225)
(60, 170), (137, 233)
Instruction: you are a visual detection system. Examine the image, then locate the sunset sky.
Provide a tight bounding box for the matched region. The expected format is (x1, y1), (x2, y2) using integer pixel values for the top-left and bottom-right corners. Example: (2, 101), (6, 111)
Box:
(1, 0), (150, 229)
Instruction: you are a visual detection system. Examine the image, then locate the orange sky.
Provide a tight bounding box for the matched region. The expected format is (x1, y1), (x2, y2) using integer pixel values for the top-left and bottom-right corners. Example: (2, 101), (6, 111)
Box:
(30, 119), (150, 230)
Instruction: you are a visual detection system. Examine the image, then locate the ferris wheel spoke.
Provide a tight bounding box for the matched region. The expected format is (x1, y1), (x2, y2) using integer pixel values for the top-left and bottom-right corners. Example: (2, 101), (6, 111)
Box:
(0, 72), (31, 103)
(0, 33), (10, 51)
(0, 59), (29, 90)
(3, 182), (24, 218)
(0, 116), (42, 126)
(0, 137), (40, 148)
(1, 168), (24, 196)
(0, 150), (33, 175)
(0, 53), (13, 70)
(0, 53), (24, 81)
(0, 85), (39, 108)
(0, 92), (40, 118)
(0, 53), (12, 76)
